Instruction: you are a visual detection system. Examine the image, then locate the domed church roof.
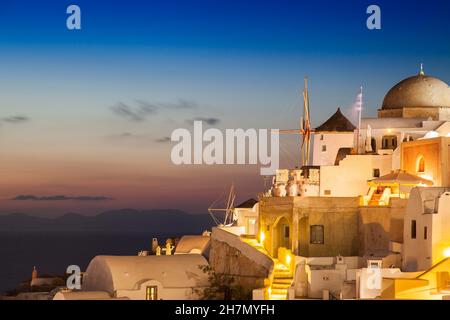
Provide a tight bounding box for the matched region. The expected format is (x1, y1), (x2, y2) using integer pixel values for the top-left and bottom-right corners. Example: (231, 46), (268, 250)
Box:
(382, 66), (450, 110)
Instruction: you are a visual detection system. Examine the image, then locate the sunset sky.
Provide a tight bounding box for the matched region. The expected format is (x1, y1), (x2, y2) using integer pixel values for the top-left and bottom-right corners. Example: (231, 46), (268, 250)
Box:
(0, 0), (450, 215)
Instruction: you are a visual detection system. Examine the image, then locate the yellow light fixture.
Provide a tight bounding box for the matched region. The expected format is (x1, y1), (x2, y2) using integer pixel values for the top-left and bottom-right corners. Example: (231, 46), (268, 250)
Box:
(387, 128), (392, 133)
(260, 231), (265, 243)
(286, 254), (291, 265)
(444, 247), (450, 258)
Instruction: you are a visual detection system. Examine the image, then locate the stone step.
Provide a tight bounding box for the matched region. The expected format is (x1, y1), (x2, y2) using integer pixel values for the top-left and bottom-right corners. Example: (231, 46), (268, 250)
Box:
(272, 283), (291, 289)
(273, 278), (293, 285)
(269, 293), (287, 300)
(274, 269), (290, 274)
(274, 263), (290, 270)
(271, 288), (288, 295)
(273, 281), (293, 287)
(274, 272), (293, 279)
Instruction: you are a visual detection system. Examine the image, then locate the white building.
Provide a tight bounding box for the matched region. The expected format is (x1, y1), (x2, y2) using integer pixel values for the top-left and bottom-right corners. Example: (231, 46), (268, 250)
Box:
(81, 254), (210, 300)
(233, 199), (259, 236)
(319, 153), (393, 197)
(312, 108), (356, 166)
(54, 235), (213, 300)
(257, 68), (450, 300)
(403, 187), (450, 272)
(310, 68), (450, 198)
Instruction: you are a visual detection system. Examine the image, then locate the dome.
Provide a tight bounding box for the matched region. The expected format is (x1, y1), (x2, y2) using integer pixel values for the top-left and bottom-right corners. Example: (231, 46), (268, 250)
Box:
(382, 71), (450, 110)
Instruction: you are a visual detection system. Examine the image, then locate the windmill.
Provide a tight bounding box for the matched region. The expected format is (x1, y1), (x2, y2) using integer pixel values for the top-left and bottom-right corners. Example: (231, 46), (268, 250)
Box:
(277, 77), (314, 167)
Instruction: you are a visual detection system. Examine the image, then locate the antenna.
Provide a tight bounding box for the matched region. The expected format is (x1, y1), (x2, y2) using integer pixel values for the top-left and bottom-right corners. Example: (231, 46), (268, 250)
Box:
(356, 86), (363, 154)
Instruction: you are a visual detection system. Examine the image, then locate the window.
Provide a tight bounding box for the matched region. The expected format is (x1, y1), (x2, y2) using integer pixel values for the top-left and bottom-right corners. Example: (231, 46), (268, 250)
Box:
(322, 145), (327, 152)
(373, 168), (380, 178)
(324, 190), (331, 195)
(417, 155), (425, 173)
(368, 260), (382, 269)
(320, 134), (324, 141)
(424, 226), (428, 240)
(382, 135), (397, 150)
(411, 220), (417, 239)
(310, 225), (324, 244)
(146, 286), (158, 300)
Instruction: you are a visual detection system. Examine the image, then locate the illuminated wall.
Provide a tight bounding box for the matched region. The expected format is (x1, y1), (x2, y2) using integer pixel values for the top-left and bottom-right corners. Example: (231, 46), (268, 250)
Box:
(401, 137), (450, 187)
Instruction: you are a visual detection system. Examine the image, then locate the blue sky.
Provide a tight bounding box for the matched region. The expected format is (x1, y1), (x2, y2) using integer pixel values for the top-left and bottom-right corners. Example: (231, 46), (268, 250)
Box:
(0, 0), (449, 215)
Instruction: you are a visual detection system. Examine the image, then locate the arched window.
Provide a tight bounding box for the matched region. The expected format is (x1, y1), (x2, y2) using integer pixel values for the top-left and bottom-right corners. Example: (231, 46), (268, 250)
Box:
(416, 155), (425, 173)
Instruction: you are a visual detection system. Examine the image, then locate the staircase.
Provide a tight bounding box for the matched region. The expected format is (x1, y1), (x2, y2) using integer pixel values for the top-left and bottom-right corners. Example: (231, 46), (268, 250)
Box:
(269, 260), (293, 300)
(368, 192), (381, 206)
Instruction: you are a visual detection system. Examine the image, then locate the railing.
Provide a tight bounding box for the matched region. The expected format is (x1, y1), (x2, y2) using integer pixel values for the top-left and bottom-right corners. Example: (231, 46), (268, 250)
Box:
(379, 187), (391, 206)
(361, 187), (376, 206)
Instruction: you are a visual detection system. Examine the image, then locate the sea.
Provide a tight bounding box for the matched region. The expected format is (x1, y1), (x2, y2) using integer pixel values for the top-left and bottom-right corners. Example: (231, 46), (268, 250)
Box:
(0, 231), (178, 295)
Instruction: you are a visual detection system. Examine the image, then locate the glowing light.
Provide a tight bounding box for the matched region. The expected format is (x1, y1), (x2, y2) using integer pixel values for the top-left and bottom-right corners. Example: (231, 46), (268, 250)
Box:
(268, 287), (272, 298)
(421, 131), (439, 139)
(286, 254), (291, 265)
(418, 173), (434, 184)
(444, 247), (450, 258)
(260, 231), (265, 243)
(387, 129), (392, 133)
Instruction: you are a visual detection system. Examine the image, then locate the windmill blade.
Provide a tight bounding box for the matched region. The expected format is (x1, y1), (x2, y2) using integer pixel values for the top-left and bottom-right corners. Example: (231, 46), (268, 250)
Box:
(305, 131), (311, 165)
(300, 76), (312, 167)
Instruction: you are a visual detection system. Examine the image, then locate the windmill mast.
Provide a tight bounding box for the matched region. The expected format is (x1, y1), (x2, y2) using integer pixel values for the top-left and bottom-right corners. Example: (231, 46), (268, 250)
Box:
(276, 76), (314, 168)
(301, 77), (312, 167)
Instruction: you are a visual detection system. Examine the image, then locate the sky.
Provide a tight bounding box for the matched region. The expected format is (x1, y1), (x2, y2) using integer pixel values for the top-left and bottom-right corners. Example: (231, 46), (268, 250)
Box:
(0, 0), (449, 216)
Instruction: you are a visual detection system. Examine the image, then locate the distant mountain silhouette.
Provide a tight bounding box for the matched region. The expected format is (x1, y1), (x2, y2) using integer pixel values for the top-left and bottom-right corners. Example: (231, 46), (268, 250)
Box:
(0, 209), (215, 233)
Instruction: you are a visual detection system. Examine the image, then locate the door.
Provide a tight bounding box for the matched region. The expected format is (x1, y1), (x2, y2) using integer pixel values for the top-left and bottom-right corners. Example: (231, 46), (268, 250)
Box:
(282, 224), (290, 248)
(146, 286), (158, 300)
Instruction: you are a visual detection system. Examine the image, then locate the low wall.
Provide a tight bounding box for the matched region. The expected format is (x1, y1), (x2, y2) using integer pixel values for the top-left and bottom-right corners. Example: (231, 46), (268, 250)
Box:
(292, 255), (361, 299)
(209, 227), (274, 297)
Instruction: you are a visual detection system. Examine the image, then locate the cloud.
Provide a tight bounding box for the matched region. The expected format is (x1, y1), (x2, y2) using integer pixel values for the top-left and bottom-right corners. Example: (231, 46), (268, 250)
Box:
(2, 115), (29, 124)
(110, 99), (199, 122)
(110, 102), (157, 121)
(186, 117), (220, 126)
(106, 132), (153, 144)
(107, 133), (172, 145)
(160, 99), (198, 110)
(11, 195), (113, 201)
(109, 132), (134, 139)
(154, 136), (171, 143)
(135, 100), (159, 113)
